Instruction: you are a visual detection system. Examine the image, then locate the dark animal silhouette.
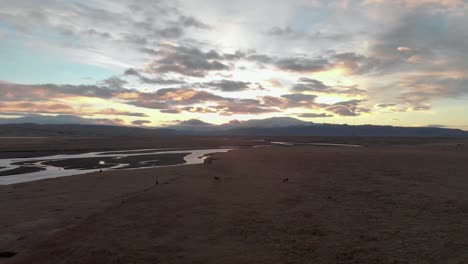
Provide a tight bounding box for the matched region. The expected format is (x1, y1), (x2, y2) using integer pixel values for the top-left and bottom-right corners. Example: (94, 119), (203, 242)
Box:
(282, 178), (289, 183)
(214, 176), (220, 181)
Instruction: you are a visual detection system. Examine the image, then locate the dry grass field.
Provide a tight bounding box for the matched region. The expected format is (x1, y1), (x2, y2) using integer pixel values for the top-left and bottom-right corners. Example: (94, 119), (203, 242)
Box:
(1, 137), (468, 263)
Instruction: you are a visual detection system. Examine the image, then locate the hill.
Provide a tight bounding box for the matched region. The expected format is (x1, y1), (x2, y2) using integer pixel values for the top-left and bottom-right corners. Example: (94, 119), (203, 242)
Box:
(0, 117), (466, 137)
(0, 124), (175, 137)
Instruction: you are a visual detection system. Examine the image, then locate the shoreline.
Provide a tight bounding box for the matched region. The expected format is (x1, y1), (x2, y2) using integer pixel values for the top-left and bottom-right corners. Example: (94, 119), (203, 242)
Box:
(0, 148), (233, 185)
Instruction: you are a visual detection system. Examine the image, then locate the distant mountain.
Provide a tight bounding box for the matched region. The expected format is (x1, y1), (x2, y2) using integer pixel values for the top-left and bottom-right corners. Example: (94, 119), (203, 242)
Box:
(0, 124), (175, 137)
(0, 114), (121, 125)
(0, 114), (176, 137)
(206, 124), (468, 137)
(226, 117), (310, 128)
(165, 119), (218, 133)
(0, 116), (466, 137)
(169, 117), (468, 137)
(166, 117), (311, 132)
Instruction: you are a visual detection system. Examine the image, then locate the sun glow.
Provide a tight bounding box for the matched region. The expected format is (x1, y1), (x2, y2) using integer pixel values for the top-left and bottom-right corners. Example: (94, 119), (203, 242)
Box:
(309, 68), (352, 85)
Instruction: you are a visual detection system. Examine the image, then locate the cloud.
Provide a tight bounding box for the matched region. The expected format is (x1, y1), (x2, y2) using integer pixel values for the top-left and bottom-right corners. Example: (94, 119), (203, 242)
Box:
(291, 77), (366, 95)
(118, 87), (280, 115)
(179, 119), (213, 126)
(155, 88), (225, 103)
(0, 82), (126, 102)
(0, 114), (124, 125)
(132, 119), (151, 126)
(266, 78), (283, 87)
(280, 94), (322, 109)
(0, 0), (214, 73)
(153, 15), (211, 38)
(411, 105), (431, 111)
(376, 103), (397, 108)
(245, 51), (378, 75)
(325, 100), (370, 116)
(156, 27), (183, 38)
(397, 46), (411, 52)
(159, 109), (181, 114)
(2, 0), (465, 128)
(0, 100), (149, 117)
(178, 15), (211, 29)
(330, 52), (380, 75)
(213, 100), (280, 115)
(177, 99), (280, 116)
(361, 0), (466, 10)
(281, 93), (318, 102)
(1, 75), (370, 120)
(267, 26), (354, 43)
(94, 108), (149, 117)
(260, 94), (322, 110)
(101, 77), (128, 88)
(202, 80), (252, 92)
(119, 87), (226, 110)
(292, 78), (328, 91)
(181, 106), (218, 114)
(398, 77), (468, 105)
(246, 54), (274, 64)
(0, 80), (278, 116)
(124, 68), (185, 85)
(86, 29), (113, 39)
(1, 1), (210, 45)
(0, 101), (74, 114)
(267, 26), (296, 37)
(369, 5), (468, 74)
(143, 45), (230, 77)
(374, 103), (409, 113)
(126, 100), (170, 109)
(275, 57), (331, 73)
(295, 113), (334, 118)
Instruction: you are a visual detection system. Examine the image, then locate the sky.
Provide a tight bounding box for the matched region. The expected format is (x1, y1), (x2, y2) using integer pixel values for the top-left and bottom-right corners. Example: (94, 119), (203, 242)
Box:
(0, 0), (467, 129)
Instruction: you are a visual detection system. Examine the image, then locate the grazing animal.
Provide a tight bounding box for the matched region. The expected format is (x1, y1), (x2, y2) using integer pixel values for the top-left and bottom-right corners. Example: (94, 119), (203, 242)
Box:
(214, 176), (220, 181)
(282, 178), (289, 183)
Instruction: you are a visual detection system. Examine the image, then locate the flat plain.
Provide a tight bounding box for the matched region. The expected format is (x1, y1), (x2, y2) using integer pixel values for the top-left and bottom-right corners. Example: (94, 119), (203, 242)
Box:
(1, 136), (467, 263)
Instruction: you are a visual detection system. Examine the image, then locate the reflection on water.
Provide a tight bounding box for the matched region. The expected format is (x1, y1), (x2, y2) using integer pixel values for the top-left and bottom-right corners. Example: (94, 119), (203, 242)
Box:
(271, 142), (362, 147)
(271, 141), (295, 146)
(0, 141), (362, 185)
(0, 148), (232, 185)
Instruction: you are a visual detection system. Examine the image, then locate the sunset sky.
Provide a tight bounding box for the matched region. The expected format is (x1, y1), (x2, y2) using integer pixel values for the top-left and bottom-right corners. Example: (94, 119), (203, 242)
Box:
(0, 0), (467, 129)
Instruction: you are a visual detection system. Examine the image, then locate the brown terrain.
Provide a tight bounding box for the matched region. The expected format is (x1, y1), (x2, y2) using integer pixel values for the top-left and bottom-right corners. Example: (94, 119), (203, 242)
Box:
(1, 136), (468, 263)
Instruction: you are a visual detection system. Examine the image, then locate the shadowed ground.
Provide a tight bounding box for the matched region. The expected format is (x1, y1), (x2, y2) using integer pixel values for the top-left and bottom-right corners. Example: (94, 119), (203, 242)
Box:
(1, 140), (468, 263)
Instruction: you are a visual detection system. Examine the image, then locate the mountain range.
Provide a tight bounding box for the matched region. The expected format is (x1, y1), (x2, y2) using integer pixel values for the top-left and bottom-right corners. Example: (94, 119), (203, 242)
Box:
(0, 115), (466, 137)
(166, 117), (468, 137)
